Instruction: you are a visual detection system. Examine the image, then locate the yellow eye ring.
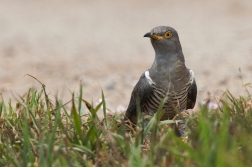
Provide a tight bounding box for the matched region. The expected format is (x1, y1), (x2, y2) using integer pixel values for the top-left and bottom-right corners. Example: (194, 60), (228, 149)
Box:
(164, 31), (172, 39)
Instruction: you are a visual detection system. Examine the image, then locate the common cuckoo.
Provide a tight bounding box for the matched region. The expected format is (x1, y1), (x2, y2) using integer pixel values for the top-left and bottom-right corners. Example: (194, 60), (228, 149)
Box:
(124, 26), (197, 136)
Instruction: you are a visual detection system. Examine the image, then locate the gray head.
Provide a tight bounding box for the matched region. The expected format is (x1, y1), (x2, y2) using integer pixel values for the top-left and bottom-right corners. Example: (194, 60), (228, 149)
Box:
(144, 26), (187, 90)
(144, 26), (183, 56)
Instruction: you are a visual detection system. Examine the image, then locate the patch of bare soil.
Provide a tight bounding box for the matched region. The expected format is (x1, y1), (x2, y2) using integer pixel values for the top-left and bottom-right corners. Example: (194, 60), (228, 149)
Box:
(0, 0), (252, 114)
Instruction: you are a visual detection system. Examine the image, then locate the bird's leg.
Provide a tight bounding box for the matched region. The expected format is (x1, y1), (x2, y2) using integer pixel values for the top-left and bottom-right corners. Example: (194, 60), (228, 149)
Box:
(174, 121), (186, 137)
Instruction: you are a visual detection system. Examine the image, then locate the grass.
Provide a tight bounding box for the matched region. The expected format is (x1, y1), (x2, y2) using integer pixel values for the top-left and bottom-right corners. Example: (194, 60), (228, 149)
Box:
(0, 78), (252, 167)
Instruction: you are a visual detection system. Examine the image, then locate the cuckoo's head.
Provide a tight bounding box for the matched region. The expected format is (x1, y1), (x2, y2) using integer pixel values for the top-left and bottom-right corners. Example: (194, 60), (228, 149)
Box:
(144, 26), (182, 55)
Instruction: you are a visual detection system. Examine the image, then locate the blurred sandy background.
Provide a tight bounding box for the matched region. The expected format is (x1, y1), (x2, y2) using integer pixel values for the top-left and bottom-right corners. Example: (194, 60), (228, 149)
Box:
(0, 0), (252, 113)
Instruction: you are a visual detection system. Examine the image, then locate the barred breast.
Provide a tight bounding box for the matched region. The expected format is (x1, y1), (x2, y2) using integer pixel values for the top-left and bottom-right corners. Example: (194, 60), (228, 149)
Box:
(143, 70), (193, 119)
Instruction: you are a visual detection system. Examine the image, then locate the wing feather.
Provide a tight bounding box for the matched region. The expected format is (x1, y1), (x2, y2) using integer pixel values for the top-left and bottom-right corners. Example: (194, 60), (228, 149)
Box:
(125, 73), (153, 123)
(186, 77), (197, 109)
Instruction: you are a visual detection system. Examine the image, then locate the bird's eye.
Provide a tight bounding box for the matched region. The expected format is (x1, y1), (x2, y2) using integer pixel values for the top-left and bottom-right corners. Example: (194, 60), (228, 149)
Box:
(164, 31), (172, 39)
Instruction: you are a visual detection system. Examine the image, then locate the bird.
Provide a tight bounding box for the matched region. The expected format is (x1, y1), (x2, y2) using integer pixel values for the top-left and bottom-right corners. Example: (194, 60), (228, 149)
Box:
(124, 26), (197, 136)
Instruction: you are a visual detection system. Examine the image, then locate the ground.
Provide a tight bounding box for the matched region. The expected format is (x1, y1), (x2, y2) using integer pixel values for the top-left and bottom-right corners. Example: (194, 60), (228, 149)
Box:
(0, 0), (252, 114)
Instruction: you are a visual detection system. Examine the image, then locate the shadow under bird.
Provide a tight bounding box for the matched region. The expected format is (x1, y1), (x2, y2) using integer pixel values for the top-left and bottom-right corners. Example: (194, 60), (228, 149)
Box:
(124, 26), (197, 136)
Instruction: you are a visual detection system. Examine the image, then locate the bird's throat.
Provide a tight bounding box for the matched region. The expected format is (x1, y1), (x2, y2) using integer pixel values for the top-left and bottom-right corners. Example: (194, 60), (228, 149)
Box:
(149, 53), (188, 90)
(151, 52), (185, 72)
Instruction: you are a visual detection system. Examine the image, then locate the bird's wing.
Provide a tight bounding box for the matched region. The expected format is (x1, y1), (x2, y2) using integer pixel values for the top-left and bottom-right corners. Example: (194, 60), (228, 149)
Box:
(125, 72), (153, 123)
(186, 70), (197, 109)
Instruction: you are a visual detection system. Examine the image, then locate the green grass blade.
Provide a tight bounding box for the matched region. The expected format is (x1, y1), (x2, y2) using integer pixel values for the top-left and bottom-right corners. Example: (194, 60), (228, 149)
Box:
(71, 94), (84, 143)
(21, 118), (31, 167)
(47, 101), (62, 166)
(101, 90), (107, 126)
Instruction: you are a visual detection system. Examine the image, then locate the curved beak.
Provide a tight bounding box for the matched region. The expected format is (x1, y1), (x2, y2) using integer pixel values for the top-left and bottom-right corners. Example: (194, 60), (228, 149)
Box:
(143, 32), (163, 39)
(143, 32), (151, 37)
